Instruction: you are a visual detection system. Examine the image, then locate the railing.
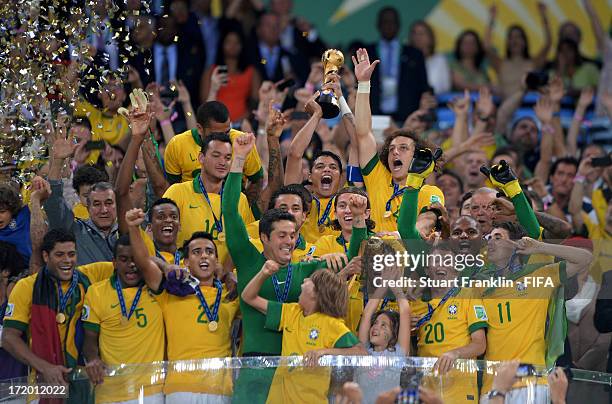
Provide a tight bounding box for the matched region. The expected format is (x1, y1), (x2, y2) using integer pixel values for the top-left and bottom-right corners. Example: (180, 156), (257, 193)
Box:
(1, 356), (610, 403)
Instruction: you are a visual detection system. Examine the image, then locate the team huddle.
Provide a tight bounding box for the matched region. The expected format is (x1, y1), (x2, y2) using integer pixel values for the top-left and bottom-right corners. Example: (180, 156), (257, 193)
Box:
(0, 47), (599, 404)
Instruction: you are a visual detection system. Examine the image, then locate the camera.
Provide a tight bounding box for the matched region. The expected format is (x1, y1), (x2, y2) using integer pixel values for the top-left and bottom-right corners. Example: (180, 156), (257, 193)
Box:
(525, 71), (549, 91)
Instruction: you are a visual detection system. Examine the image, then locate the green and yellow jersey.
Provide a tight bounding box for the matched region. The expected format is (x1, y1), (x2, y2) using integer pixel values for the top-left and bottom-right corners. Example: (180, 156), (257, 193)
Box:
(154, 286), (239, 396)
(362, 155), (444, 233)
(264, 302), (359, 404)
(164, 128), (263, 184)
(82, 275), (165, 403)
(301, 196), (339, 243)
(163, 174), (255, 264)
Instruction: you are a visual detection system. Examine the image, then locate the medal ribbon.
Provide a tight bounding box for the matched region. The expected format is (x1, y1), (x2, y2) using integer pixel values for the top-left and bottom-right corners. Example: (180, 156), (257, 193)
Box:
(414, 286), (458, 328)
(198, 175), (224, 233)
(115, 277), (144, 320)
(313, 195), (334, 227)
(56, 269), (79, 314)
(385, 182), (406, 214)
(155, 247), (182, 265)
(272, 264), (293, 303)
(194, 279), (223, 324)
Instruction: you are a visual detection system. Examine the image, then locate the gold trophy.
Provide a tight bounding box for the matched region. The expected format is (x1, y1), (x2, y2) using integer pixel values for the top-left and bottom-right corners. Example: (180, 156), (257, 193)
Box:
(317, 49), (344, 119)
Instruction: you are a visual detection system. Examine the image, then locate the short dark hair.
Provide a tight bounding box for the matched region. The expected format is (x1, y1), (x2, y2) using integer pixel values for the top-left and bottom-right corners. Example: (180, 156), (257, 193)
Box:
(41, 229), (76, 254)
(269, 185), (309, 212)
(72, 165), (109, 193)
(312, 150), (343, 174)
(493, 221), (527, 240)
(437, 169), (464, 195)
(148, 197), (180, 222)
(86, 182), (115, 205)
(113, 234), (131, 258)
(330, 187), (376, 231)
(0, 240), (27, 278)
(201, 132), (232, 155)
(454, 30), (486, 69)
(550, 157), (579, 178)
(182, 231), (217, 257)
(377, 6), (400, 30)
(459, 191), (474, 209)
(259, 208), (296, 238)
(196, 101), (229, 128)
(70, 116), (92, 132)
(0, 183), (21, 216)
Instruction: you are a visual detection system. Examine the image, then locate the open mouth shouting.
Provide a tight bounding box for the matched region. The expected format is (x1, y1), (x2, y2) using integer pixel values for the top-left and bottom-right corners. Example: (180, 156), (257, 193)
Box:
(392, 159), (403, 172)
(161, 225), (175, 237)
(320, 175), (333, 191)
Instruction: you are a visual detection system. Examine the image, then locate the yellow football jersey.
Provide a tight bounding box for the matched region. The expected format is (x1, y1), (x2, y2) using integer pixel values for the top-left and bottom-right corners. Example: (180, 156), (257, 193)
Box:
(414, 294), (487, 404)
(164, 128), (263, 183)
(74, 99), (130, 165)
(163, 174), (255, 264)
(154, 286), (239, 395)
(362, 156), (445, 233)
(139, 228), (183, 265)
(3, 262), (114, 391)
(82, 276), (165, 403)
(265, 302), (359, 404)
(482, 262), (563, 365)
(301, 196), (339, 243)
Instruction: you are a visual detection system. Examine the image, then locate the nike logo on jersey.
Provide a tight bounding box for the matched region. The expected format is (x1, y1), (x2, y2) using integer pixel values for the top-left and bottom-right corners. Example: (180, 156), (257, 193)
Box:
(110, 302), (120, 309)
(189, 154), (197, 162)
(189, 204), (200, 209)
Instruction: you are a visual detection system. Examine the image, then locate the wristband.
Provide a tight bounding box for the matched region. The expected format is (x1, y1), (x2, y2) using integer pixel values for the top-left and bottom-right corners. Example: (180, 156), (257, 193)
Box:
(573, 175), (586, 184)
(159, 119), (171, 126)
(338, 96), (352, 116)
(347, 165), (363, 182)
(501, 180), (522, 198)
(357, 81), (370, 94)
(405, 173), (424, 189)
(486, 390), (506, 400)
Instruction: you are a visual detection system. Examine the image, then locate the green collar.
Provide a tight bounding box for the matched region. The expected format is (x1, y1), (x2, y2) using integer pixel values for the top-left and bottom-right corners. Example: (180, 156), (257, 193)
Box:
(191, 128), (203, 147)
(192, 173), (204, 194)
(296, 234), (306, 250)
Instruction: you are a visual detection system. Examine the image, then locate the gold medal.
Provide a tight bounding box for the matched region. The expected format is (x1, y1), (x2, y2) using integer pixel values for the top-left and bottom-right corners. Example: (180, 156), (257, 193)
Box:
(208, 321), (218, 332)
(56, 312), (66, 324)
(384, 210), (392, 218)
(318, 224), (325, 233)
(217, 232), (225, 242)
(120, 316), (129, 325)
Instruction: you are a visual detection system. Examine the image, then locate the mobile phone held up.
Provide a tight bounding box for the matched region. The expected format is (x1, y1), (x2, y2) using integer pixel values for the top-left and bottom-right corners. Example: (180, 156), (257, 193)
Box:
(591, 154), (612, 167)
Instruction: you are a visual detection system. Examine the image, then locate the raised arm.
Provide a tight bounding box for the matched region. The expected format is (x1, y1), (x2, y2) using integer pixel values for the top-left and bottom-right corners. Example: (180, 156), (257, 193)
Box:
(126, 208), (164, 291)
(29, 177), (51, 273)
(533, 96), (555, 184)
(358, 296), (380, 345)
(353, 48), (380, 168)
(141, 134), (170, 198)
(582, 0), (606, 53)
(568, 157), (593, 232)
(147, 84), (176, 145)
(176, 80), (197, 130)
(449, 90), (471, 150)
(483, 5), (502, 73)
(495, 88), (525, 135)
(567, 88), (594, 157)
(241, 260), (280, 314)
(398, 147), (440, 240)
(516, 238), (593, 279)
(347, 194), (370, 260)
(482, 160), (540, 238)
(116, 91), (153, 234)
(532, 2), (552, 69)
(284, 94), (322, 185)
(44, 125), (77, 231)
(259, 101), (287, 212)
(223, 133), (262, 267)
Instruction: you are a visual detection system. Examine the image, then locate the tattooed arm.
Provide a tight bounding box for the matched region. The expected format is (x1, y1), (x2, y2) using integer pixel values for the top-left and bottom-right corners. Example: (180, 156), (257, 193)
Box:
(535, 211), (573, 240)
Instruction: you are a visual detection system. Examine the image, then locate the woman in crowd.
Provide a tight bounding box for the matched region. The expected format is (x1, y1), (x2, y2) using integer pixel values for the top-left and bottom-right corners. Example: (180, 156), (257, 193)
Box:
(200, 27), (261, 122)
(408, 20), (451, 94)
(449, 30), (490, 92)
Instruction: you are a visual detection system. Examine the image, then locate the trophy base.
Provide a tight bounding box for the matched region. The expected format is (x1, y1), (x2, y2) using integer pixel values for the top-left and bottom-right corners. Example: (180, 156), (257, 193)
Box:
(317, 91), (340, 119)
